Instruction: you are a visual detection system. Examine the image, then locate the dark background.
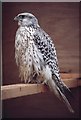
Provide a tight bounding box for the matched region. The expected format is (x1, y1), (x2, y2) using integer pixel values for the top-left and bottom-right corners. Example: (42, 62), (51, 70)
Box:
(2, 2), (79, 85)
(2, 2), (80, 118)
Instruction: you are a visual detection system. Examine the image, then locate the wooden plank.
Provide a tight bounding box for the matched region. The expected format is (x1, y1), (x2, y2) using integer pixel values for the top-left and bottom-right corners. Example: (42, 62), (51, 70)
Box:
(1, 84), (48, 100)
(63, 79), (78, 88)
(61, 73), (79, 79)
(1, 75), (81, 100)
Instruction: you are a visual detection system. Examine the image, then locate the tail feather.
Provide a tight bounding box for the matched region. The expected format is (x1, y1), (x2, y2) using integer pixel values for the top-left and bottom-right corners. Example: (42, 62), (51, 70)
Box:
(47, 78), (74, 113)
(56, 85), (74, 113)
(52, 74), (73, 97)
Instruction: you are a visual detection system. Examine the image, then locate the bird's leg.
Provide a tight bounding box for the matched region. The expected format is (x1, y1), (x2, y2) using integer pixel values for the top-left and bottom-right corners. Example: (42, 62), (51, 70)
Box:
(27, 78), (32, 83)
(33, 72), (40, 84)
(42, 79), (47, 85)
(33, 72), (37, 79)
(36, 79), (41, 84)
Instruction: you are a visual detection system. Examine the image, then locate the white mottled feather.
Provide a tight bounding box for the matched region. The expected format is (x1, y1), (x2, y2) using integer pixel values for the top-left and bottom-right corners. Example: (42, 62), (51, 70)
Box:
(15, 26), (44, 83)
(14, 12), (74, 113)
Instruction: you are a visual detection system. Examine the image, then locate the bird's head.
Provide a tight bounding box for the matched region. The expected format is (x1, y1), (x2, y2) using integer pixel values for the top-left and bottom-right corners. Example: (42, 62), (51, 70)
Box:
(14, 12), (39, 27)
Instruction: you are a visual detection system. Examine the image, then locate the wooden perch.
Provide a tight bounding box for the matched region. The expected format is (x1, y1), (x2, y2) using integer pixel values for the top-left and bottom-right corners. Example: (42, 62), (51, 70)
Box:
(1, 84), (48, 100)
(1, 73), (81, 100)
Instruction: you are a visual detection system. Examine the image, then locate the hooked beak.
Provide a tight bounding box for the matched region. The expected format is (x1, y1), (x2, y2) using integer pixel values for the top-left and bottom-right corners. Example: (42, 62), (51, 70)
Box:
(14, 16), (18, 21)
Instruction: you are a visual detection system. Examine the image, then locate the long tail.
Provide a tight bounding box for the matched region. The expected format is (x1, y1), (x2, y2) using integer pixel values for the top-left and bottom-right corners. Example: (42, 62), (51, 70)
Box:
(47, 78), (74, 113)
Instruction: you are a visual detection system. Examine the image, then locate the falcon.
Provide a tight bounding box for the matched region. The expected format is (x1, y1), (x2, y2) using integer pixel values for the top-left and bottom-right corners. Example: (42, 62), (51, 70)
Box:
(14, 12), (74, 113)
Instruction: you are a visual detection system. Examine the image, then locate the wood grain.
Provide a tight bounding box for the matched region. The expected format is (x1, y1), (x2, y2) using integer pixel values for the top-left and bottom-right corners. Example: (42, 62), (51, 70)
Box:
(1, 84), (48, 100)
(1, 73), (81, 100)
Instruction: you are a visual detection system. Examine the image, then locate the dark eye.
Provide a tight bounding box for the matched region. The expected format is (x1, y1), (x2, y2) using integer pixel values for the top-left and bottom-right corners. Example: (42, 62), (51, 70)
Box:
(19, 15), (25, 19)
(21, 15), (25, 19)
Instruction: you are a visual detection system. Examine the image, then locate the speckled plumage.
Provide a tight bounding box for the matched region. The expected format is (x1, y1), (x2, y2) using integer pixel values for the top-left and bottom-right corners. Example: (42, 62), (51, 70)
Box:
(14, 13), (74, 113)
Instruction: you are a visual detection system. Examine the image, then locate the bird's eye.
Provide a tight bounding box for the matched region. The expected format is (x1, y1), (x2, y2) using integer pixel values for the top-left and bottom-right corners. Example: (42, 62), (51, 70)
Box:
(19, 15), (25, 19)
(21, 15), (25, 19)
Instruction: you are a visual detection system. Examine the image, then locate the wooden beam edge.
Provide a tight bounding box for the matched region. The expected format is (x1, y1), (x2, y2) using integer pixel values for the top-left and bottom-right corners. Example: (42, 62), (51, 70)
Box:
(1, 84), (48, 100)
(1, 78), (81, 100)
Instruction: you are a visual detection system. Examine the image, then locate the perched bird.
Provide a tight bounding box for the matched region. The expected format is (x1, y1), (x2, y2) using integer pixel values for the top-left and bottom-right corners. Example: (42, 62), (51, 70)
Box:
(14, 12), (74, 113)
